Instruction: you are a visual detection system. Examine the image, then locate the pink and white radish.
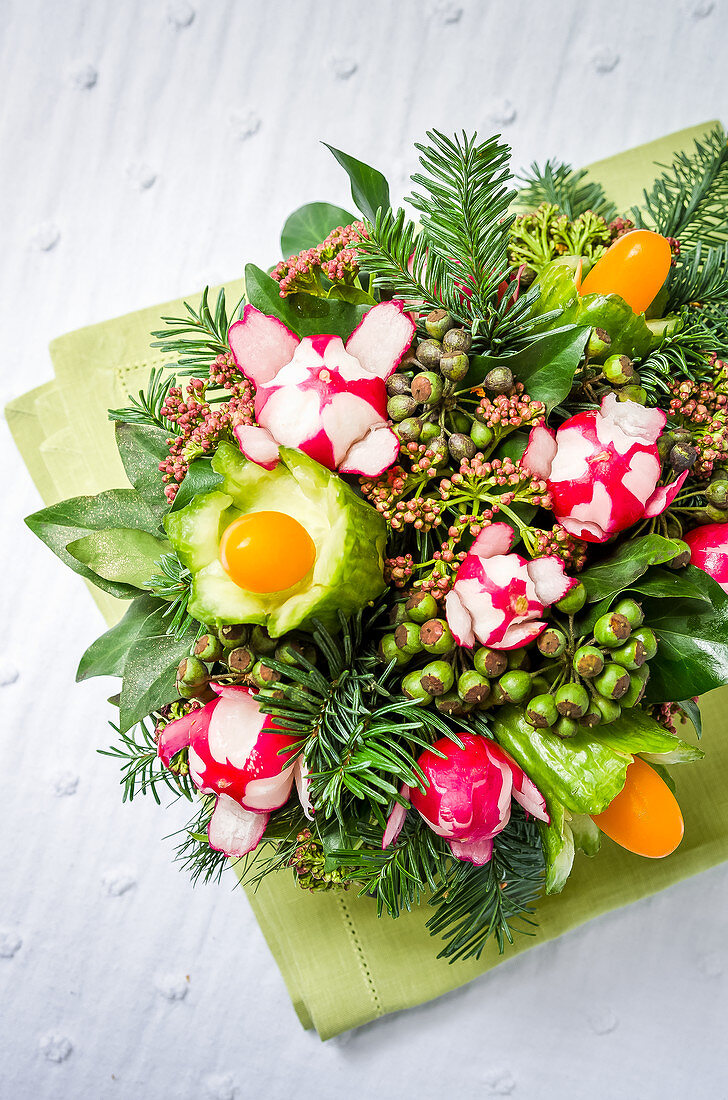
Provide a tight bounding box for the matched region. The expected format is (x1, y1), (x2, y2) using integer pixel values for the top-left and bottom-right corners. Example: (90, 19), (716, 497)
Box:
(228, 301), (415, 477)
(444, 522), (575, 650)
(683, 523), (728, 593)
(522, 393), (688, 543)
(383, 735), (548, 865)
(157, 684), (298, 857)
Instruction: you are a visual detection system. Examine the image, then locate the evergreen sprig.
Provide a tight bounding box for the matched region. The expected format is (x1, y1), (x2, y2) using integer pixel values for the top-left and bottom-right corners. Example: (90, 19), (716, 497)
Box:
(258, 612), (481, 824)
(108, 366), (179, 433)
(632, 125), (728, 248)
(407, 130), (516, 315)
(172, 798), (229, 886)
(637, 311), (719, 399)
(99, 719), (193, 804)
(426, 809), (545, 961)
(518, 160), (618, 221)
(356, 206), (455, 316)
(145, 553), (195, 638)
(150, 286), (240, 376)
(666, 242), (728, 312)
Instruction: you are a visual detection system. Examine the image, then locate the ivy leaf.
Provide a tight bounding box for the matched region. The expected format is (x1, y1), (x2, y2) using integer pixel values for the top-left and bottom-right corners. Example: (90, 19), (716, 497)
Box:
(76, 595), (169, 682)
(120, 628), (197, 733)
(323, 143), (391, 222)
(171, 459), (224, 513)
(67, 529), (169, 590)
(677, 697), (702, 739)
(280, 201), (357, 256)
(642, 566), (728, 702)
(115, 423), (170, 514)
(244, 264), (368, 340)
(26, 489), (165, 599)
(579, 534), (687, 604)
(465, 326), (589, 411)
(580, 565), (711, 632)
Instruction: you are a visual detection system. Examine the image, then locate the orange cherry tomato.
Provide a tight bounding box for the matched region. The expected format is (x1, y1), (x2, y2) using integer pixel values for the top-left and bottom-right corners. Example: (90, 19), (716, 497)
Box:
(592, 756), (684, 858)
(579, 229), (672, 315)
(219, 510), (316, 594)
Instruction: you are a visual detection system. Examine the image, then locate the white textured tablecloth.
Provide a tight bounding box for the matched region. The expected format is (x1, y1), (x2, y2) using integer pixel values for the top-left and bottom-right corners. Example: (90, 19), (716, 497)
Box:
(2, 1), (728, 1096)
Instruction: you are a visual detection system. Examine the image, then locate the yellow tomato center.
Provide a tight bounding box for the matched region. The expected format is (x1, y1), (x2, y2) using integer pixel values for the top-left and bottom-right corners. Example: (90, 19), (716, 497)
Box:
(219, 511), (316, 594)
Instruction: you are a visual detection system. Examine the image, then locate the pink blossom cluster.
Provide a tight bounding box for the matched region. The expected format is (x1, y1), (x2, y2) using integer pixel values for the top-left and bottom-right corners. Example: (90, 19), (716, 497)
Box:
(384, 553), (414, 587)
(531, 524), (588, 571)
(270, 221), (366, 297)
(668, 371), (728, 477)
(474, 383), (545, 433)
(159, 377), (255, 501)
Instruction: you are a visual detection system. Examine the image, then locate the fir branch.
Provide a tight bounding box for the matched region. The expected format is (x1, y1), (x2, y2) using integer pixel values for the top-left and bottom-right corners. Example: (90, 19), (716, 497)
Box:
(426, 809), (544, 962)
(150, 286), (240, 377)
(356, 207), (456, 317)
(637, 310), (719, 400)
(99, 719), (193, 804)
(632, 125), (728, 248)
(699, 301), (728, 354)
(666, 242), (728, 312)
(108, 366), (179, 433)
(518, 160), (618, 221)
(145, 553), (195, 638)
(407, 130), (516, 314)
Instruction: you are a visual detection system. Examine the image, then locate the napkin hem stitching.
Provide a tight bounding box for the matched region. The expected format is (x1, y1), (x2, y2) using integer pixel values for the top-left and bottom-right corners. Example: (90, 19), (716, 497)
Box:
(336, 895), (382, 1018)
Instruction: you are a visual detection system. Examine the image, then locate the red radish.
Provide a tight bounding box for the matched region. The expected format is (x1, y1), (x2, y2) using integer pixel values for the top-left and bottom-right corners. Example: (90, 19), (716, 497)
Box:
(157, 685), (298, 857)
(228, 302), (415, 477)
(381, 785), (410, 849)
(523, 394), (688, 543)
(403, 735), (548, 865)
(444, 522), (575, 650)
(683, 523), (728, 593)
(208, 796), (270, 858)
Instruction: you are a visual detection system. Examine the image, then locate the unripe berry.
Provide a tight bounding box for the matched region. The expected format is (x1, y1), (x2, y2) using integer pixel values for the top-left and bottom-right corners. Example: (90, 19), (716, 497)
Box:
(470, 421), (494, 449)
(457, 670), (492, 705)
(554, 682), (590, 718)
(555, 581), (586, 614)
(525, 693), (559, 729)
(379, 634), (411, 667)
(594, 662), (631, 700)
(402, 669), (433, 706)
(405, 590), (439, 623)
(593, 695), (622, 724)
(419, 618), (455, 655)
(473, 646), (508, 678)
(537, 628), (567, 657)
(420, 660), (455, 697)
(603, 354), (636, 386)
(573, 645), (604, 678)
(386, 373), (412, 397)
(496, 670), (532, 704)
(594, 612), (632, 647)
(442, 328), (472, 354)
(554, 716), (580, 738)
(632, 626), (658, 660)
(387, 394), (418, 421)
(440, 352), (470, 381)
(415, 339), (443, 369)
(425, 309), (454, 341)
(612, 598), (644, 628)
(393, 621), (424, 656)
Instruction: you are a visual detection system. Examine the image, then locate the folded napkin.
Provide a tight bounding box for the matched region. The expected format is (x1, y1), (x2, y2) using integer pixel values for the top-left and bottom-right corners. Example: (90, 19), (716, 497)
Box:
(7, 121), (728, 1040)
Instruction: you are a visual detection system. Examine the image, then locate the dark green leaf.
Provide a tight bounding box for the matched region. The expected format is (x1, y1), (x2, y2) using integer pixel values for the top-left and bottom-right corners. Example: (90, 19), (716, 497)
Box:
(26, 489), (165, 599)
(323, 143), (390, 222)
(643, 566), (728, 702)
(171, 459), (225, 513)
(579, 565), (711, 632)
(466, 326), (589, 410)
(115, 422), (170, 513)
(678, 697), (702, 739)
(77, 596), (169, 682)
(120, 627), (197, 733)
(67, 528), (168, 589)
(244, 264), (368, 340)
(280, 201), (357, 256)
(580, 535), (687, 603)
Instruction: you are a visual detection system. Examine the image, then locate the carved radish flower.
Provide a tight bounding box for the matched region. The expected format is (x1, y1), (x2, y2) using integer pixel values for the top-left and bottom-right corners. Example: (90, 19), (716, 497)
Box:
(444, 522), (575, 650)
(157, 684), (306, 858)
(383, 735), (549, 866)
(523, 394), (688, 543)
(229, 301), (415, 477)
(683, 523), (728, 593)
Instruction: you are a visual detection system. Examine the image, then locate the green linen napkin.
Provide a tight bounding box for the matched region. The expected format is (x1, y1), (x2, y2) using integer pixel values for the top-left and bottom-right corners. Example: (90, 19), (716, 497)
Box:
(7, 121), (728, 1040)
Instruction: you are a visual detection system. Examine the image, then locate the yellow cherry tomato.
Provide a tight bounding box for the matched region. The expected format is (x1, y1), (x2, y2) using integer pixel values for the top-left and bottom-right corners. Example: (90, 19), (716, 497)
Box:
(592, 756), (684, 859)
(219, 511), (316, 594)
(579, 229), (672, 315)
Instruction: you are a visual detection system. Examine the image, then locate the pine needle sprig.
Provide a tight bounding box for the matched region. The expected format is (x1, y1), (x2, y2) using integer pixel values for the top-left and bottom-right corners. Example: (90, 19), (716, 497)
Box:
(150, 286), (240, 377)
(407, 130), (516, 315)
(108, 366), (179, 433)
(518, 160), (618, 221)
(666, 242), (728, 312)
(145, 553), (195, 638)
(426, 809), (545, 962)
(637, 310), (719, 399)
(356, 207), (457, 317)
(99, 719), (193, 804)
(172, 797), (229, 886)
(632, 125), (728, 248)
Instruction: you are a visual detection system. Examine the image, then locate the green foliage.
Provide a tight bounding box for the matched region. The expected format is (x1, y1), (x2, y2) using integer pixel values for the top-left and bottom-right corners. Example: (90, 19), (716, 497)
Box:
(26, 489), (166, 600)
(355, 206), (451, 315)
(665, 242), (728, 312)
(280, 201), (357, 256)
(632, 125), (728, 248)
(145, 552), (195, 638)
(67, 527), (169, 590)
(324, 143), (390, 221)
(579, 534), (688, 605)
(259, 612), (469, 823)
(426, 810), (545, 961)
(407, 131), (515, 316)
(108, 366), (179, 433)
(115, 422), (171, 513)
(172, 798), (229, 886)
(637, 311), (719, 399)
(244, 264), (368, 340)
(170, 459), (224, 513)
(76, 595), (170, 682)
(119, 620), (197, 733)
(466, 326), (590, 411)
(99, 718), (193, 804)
(518, 160), (618, 221)
(150, 286), (239, 377)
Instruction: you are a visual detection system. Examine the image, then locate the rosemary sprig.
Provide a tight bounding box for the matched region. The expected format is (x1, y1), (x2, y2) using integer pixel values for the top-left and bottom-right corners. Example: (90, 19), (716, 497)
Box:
(145, 553), (195, 638)
(150, 286), (241, 377)
(99, 719), (193, 804)
(108, 366), (179, 433)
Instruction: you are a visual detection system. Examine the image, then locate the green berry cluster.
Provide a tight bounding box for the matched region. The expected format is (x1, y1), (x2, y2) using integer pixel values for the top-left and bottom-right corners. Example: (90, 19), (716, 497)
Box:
(175, 623), (316, 700)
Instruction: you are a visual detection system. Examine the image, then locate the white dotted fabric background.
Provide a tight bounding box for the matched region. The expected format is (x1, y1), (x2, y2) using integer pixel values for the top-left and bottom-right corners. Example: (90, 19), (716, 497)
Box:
(2, 1), (728, 1096)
